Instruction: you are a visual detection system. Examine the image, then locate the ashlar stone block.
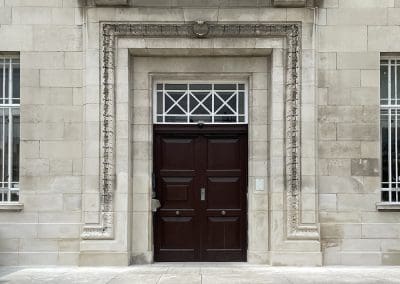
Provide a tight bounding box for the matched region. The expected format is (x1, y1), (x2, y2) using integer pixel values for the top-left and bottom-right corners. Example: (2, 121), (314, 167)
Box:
(40, 69), (82, 88)
(338, 0), (394, 8)
(388, 8), (400, 24)
(319, 26), (367, 52)
(337, 123), (379, 141)
(337, 52), (379, 70)
(0, 8), (11, 24)
(368, 26), (400, 51)
(327, 8), (387, 25)
(319, 176), (361, 193)
(12, 7), (52, 24)
(350, 158), (379, 176)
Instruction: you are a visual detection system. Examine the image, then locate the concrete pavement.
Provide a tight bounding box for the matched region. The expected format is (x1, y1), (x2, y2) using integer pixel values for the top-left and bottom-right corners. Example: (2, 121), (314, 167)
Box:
(0, 263), (400, 284)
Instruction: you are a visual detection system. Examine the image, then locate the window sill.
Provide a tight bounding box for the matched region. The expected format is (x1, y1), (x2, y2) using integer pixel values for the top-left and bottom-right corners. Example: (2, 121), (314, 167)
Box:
(376, 202), (400, 211)
(0, 202), (24, 211)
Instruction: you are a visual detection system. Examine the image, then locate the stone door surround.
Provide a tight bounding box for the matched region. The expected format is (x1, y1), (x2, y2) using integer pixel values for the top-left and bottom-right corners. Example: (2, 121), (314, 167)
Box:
(81, 21), (319, 243)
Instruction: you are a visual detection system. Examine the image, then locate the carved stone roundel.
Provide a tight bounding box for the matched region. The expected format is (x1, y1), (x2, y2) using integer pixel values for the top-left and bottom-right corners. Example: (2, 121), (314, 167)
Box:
(192, 21), (209, 38)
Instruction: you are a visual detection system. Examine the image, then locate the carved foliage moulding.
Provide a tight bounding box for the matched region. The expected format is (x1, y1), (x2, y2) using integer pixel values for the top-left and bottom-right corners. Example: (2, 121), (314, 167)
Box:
(81, 22), (319, 241)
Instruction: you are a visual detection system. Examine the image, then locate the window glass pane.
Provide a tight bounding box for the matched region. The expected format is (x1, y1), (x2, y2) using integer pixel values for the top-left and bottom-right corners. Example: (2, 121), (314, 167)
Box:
(11, 191), (18, 202)
(238, 92), (245, 114)
(189, 116), (211, 123)
(165, 84), (186, 91)
(4, 61), (9, 104)
(0, 60), (3, 104)
(189, 84), (211, 90)
(12, 63), (20, 104)
(391, 109), (397, 188)
(165, 116), (187, 123)
(397, 64), (400, 102)
(1, 109), (9, 190)
(12, 108), (19, 186)
(382, 190), (389, 202)
(391, 64), (396, 105)
(214, 116), (236, 122)
(157, 92), (163, 115)
(381, 109), (389, 187)
(380, 65), (388, 105)
(214, 84), (236, 90)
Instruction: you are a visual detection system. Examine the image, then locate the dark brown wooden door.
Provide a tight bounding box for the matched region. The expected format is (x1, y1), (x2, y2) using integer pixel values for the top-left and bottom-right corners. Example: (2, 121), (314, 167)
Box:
(154, 125), (247, 262)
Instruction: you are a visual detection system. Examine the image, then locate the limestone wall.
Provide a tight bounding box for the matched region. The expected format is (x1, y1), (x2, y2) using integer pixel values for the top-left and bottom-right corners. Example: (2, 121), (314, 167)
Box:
(317, 0), (400, 265)
(0, 0), (84, 265)
(0, 0), (399, 266)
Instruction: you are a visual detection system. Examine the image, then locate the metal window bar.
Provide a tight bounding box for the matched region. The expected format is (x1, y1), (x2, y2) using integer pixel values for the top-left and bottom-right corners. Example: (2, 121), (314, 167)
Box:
(0, 56), (20, 203)
(381, 58), (400, 203)
(154, 81), (248, 125)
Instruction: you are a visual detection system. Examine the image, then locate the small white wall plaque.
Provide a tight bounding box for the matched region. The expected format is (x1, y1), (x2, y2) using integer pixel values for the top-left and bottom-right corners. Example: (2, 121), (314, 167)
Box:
(255, 178), (265, 191)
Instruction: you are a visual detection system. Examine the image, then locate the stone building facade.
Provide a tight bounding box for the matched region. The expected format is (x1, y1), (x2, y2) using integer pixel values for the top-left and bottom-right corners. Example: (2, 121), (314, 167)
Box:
(0, 0), (399, 266)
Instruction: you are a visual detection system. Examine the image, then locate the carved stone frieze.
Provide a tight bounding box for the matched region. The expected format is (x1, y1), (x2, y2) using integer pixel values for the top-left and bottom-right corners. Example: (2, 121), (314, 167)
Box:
(94, 0), (128, 6)
(273, 0), (307, 7)
(81, 22), (319, 241)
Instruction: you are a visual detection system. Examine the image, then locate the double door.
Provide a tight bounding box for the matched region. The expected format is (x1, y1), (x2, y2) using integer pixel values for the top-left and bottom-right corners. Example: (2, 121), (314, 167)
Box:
(153, 125), (247, 262)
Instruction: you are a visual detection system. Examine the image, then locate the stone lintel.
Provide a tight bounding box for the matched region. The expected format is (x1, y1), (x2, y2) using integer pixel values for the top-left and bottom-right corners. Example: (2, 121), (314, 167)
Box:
(94, 0), (128, 6)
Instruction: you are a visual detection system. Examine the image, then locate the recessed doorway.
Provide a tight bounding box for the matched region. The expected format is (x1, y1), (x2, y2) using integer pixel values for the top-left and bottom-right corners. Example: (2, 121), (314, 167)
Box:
(153, 124), (248, 261)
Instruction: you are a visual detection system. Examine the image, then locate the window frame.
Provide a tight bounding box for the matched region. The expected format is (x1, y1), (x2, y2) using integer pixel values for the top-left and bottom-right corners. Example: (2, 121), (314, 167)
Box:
(0, 54), (20, 204)
(153, 80), (249, 125)
(380, 56), (400, 204)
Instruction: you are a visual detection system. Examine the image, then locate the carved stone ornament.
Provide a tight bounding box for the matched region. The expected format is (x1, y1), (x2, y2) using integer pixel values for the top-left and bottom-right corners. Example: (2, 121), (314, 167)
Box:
(192, 21), (210, 38)
(81, 22), (319, 241)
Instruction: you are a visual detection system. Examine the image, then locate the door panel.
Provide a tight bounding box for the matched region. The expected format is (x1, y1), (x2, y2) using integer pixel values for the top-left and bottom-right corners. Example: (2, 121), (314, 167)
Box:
(161, 138), (195, 170)
(154, 125), (247, 262)
(162, 177), (193, 208)
(207, 138), (241, 170)
(206, 177), (240, 209)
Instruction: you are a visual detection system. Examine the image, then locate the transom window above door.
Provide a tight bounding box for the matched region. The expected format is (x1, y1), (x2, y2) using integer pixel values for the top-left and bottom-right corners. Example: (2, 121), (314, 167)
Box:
(154, 82), (248, 124)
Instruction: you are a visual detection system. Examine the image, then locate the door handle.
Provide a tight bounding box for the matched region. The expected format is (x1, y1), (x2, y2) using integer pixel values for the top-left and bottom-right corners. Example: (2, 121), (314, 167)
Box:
(200, 187), (206, 201)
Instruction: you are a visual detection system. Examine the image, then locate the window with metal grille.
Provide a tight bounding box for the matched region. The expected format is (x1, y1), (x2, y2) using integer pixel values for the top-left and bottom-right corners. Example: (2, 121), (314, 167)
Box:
(381, 58), (400, 203)
(154, 82), (248, 124)
(0, 55), (20, 203)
